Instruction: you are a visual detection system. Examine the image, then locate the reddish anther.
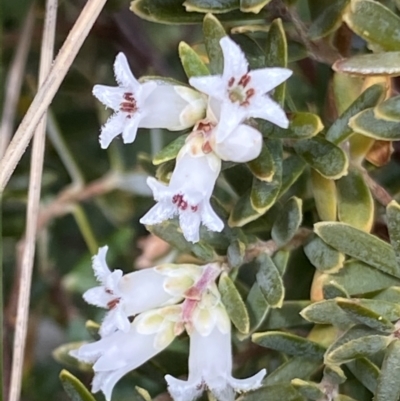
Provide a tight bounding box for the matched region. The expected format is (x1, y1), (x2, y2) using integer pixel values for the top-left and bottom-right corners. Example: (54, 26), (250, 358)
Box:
(107, 298), (120, 310)
(238, 74), (251, 87)
(228, 77), (235, 87)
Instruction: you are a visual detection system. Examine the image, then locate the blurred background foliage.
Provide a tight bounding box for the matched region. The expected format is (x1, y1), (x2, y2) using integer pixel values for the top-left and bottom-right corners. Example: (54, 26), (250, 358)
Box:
(5, 0), (400, 401)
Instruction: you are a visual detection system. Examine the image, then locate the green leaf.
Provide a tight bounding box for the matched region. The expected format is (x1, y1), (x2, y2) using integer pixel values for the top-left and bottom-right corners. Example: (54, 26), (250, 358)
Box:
(252, 331), (326, 359)
(131, 0), (258, 24)
(333, 52), (400, 77)
(273, 250), (290, 276)
(329, 260), (400, 295)
(232, 34), (265, 69)
(271, 197), (303, 247)
(264, 18), (288, 104)
(294, 137), (349, 179)
(247, 142), (275, 182)
(347, 358), (379, 393)
(184, 0), (239, 13)
(237, 383), (304, 401)
(256, 253), (285, 308)
(323, 280), (349, 299)
(259, 300), (310, 330)
(336, 169), (374, 232)
(227, 238), (246, 269)
(229, 189), (263, 227)
(386, 200), (400, 269)
(349, 108), (400, 141)
(301, 300), (354, 329)
(245, 281), (270, 334)
(371, 287), (400, 304)
(223, 164), (253, 195)
(323, 364), (347, 384)
(304, 236), (345, 273)
(314, 222), (400, 278)
(279, 155), (306, 198)
(310, 170), (337, 221)
(250, 139), (282, 212)
(219, 272), (249, 334)
(291, 379), (324, 400)
(85, 320), (100, 340)
(374, 340), (400, 401)
(336, 298), (395, 332)
(268, 112), (324, 140)
(152, 135), (187, 165)
(178, 42), (209, 78)
(333, 72), (364, 115)
(308, 0), (350, 39)
(53, 343), (92, 372)
(60, 370), (96, 401)
(240, 0), (271, 13)
(264, 357), (321, 385)
(326, 84), (385, 144)
(374, 95), (400, 122)
(203, 13), (226, 74)
(325, 325), (391, 364)
(343, 0), (400, 51)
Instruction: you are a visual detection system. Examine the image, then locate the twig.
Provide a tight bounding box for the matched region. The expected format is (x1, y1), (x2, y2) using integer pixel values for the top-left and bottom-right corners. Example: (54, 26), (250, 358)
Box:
(0, 0), (108, 192)
(361, 168), (393, 207)
(0, 5), (35, 160)
(8, 0), (57, 400)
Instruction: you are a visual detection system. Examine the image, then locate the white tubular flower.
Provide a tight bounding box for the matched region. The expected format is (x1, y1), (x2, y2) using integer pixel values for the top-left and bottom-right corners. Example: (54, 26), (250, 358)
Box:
(189, 36), (292, 143)
(140, 138), (224, 243)
(71, 306), (183, 401)
(166, 283), (266, 401)
(84, 247), (202, 336)
(93, 53), (206, 149)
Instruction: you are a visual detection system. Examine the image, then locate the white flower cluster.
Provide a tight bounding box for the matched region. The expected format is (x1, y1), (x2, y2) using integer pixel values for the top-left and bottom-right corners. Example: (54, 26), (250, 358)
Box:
(71, 247), (266, 401)
(93, 36), (292, 243)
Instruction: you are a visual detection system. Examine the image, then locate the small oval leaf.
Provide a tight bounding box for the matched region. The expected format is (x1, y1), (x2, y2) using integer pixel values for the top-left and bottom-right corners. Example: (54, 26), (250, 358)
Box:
(153, 135), (188, 165)
(203, 13), (226, 74)
(310, 170), (337, 221)
(60, 370), (96, 401)
(178, 41), (209, 78)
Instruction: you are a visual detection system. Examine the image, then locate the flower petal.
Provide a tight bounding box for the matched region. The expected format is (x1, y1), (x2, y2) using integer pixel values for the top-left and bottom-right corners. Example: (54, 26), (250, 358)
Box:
(189, 75), (225, 100)
(179, 210), (202, 243)
(250, 95), (289, 128)
(92, 246), (111, 282)
(121, 113), (141, 144)
(249, 67), (292, 94)
(165, 375), (203, 401)
(114, 53), (140, 91)
(140, 201), (176, 226)
(99, 112), (126, 149)
(93, 85), (123, 110)
(82, 286), (110, 308)
(215, 102), (246, 143)
(228, 369), (266, 392)
(220, 36), (249, 83)
(201, 202), (224, 233)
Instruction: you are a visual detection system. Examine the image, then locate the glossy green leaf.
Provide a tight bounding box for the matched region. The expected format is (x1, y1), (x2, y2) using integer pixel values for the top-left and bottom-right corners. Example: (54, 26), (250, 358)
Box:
(268, 112), (324, 140)
(219, 272), (249, 334)
(327, 334), (391, 364)
(271, 197), (302, 247)
(329, 260), (400, 295)
(310, 170), (337, 221)
(259, 300), (310, 330)
(343, 0), (400, 51)
(304, 236), (345, 273)
(203, 13), (226, 74)
(247, 142), (275, 182)
(237, 383), (304, 401)
(232, 34), (265, 69)
(252, 331), (326, 359)
(294, 137), (348, 179)
(152, 135), (187, 165)
(374, 340), (400, 401)
(256, 253), (285, 308)
(326, 84), (385, 144)
(308, 0), (350, 39)
(245, 281), (270, 334)
(178, 42), (209, 78)
(240, 0), (271, 13)
(264, 357), (321, 385)
(386, 200), (400, 268)
(53, 343), (92, 372)
(184, 0), (239, 13)
(250, 139), (282, 212)
(279, 155), (306, 198)
(336, 169), (374, 232)
(323, 280), (349, 299)
(291, 379), (324, 400)
(347, 358), (379, 393)
(229, 189), (263, 227)
(333, 52), (400, 77)
(349, 108), (400, 141)
(314, 222), (400, 278)
(85, 320), (100, 340)
(131, 0), (257, 24)
(60, 370), (96, 401)
(374, 95), (400, 122)
(336, 298), (395, 332)
(264, 18), (287, 104)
